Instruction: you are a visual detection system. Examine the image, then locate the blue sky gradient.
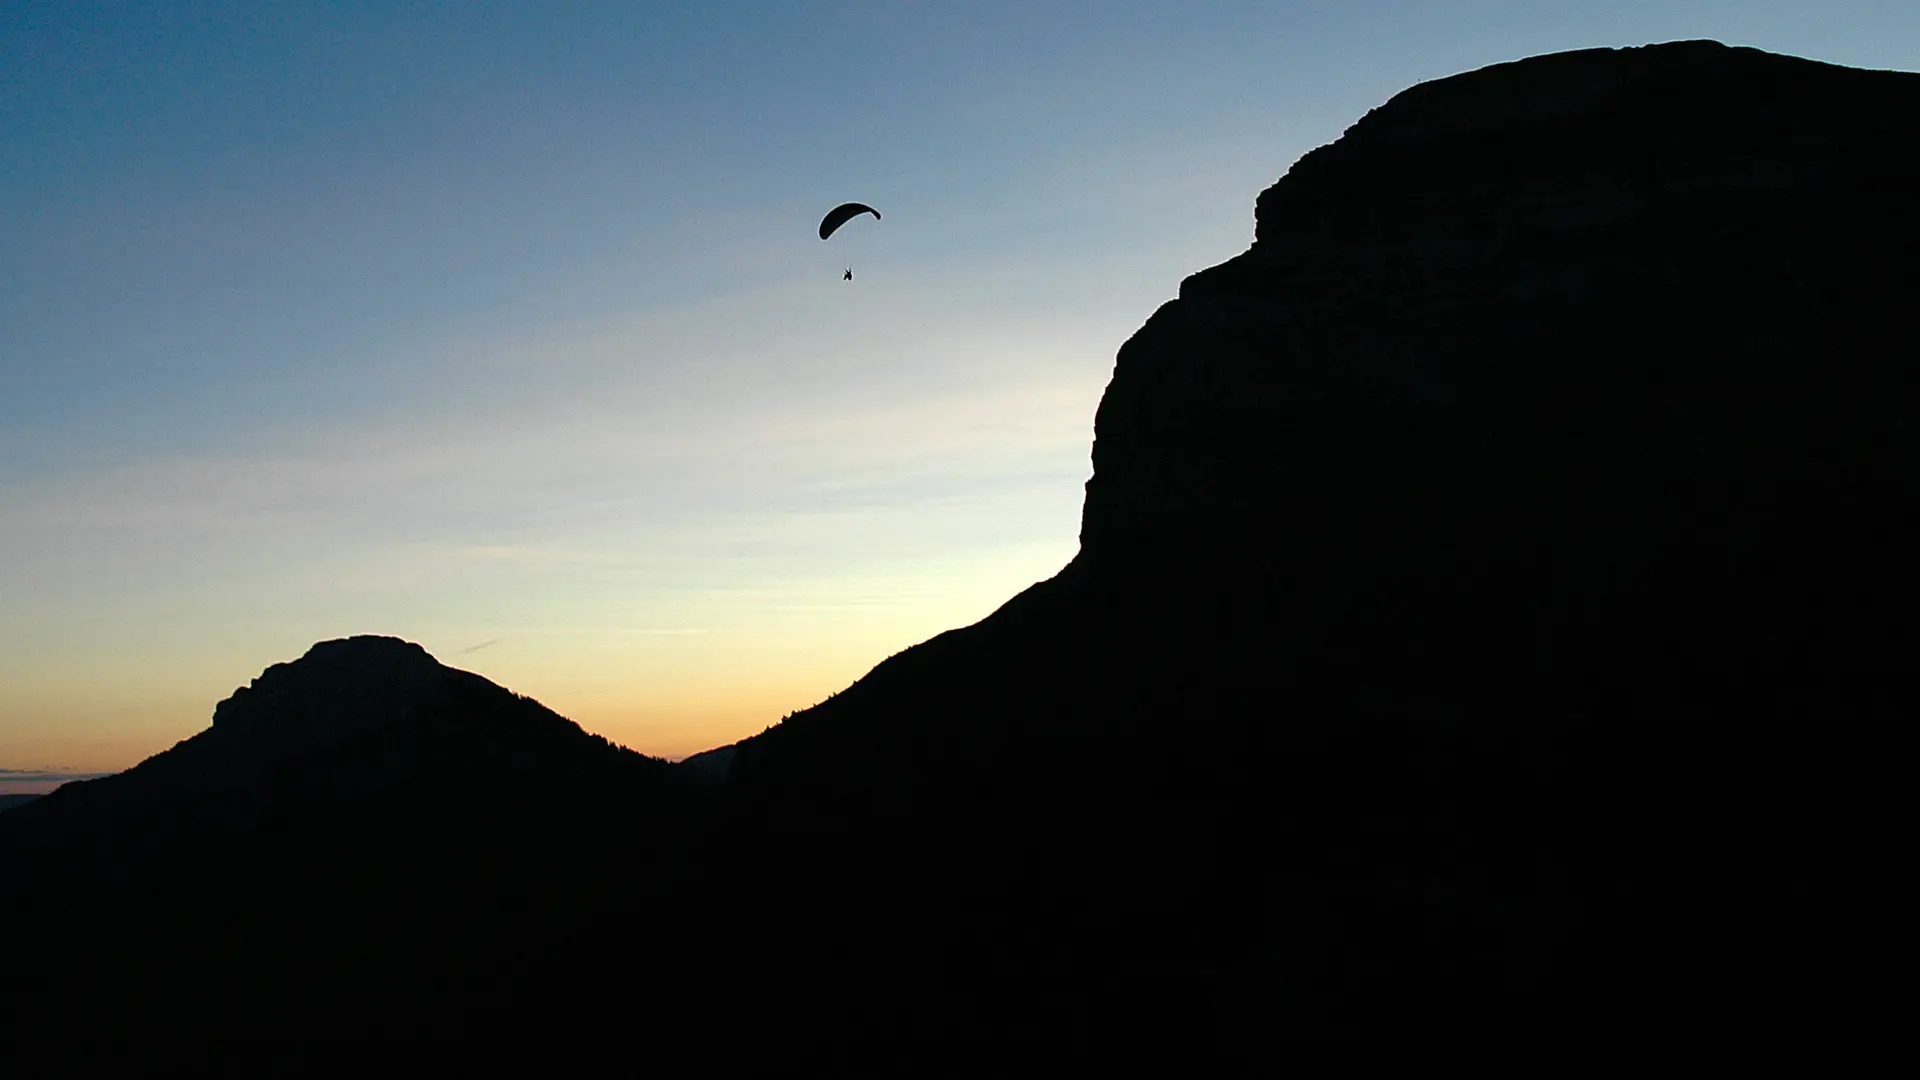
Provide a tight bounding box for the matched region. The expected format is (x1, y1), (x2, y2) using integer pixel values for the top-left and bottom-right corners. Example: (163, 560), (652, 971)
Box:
(6, 2), (1917, 769)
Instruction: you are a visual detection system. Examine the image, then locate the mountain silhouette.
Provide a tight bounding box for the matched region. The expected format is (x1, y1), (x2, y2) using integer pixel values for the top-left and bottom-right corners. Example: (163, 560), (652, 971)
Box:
(0, 635), (698, 870)
(4, 40), (1915, 1066)
(0, 635), (710, 1048)
(638, 39), (1919, 1058)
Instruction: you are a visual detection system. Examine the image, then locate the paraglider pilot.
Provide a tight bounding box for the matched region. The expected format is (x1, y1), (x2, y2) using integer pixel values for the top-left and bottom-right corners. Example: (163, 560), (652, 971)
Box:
(821, 203), (879, 284)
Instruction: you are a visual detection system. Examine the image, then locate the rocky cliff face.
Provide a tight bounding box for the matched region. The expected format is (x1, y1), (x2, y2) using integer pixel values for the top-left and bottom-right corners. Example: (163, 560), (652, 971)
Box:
(706, 40), (1920, 1054)
(1089, 40), (1918, 603)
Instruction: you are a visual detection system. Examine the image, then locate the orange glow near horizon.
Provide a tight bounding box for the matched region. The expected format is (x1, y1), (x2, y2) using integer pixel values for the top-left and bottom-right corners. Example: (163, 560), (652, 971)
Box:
(0, 535), (1078, 775)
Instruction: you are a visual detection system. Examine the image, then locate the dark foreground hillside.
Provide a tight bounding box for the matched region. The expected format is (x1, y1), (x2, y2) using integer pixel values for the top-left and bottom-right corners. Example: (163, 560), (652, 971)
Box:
(0, 637), (713, 1050)
(2, 41), (1914, 1066)
(646, 39), (1919, 1056)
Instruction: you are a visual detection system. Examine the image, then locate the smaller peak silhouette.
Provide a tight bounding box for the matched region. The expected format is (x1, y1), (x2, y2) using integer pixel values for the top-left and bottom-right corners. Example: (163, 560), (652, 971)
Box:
(0, 635), (701, 1047)
(0, 635), (682, 869)
(301, 634), (437, 663)
(211, 633), (452, 743)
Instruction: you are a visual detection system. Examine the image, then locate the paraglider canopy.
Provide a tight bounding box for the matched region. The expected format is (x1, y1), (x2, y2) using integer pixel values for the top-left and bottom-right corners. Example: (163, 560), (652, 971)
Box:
(819, 202), (880, 240)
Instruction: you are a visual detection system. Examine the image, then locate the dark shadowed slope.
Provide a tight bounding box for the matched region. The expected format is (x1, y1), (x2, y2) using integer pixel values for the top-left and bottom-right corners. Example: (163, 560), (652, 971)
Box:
(0, 636), (695, 876)
(646, 40), (1918, 1057)
(3, 41), (1915, 1065)
(0, 636), (711, 1045)
(677, 743), (737, 782)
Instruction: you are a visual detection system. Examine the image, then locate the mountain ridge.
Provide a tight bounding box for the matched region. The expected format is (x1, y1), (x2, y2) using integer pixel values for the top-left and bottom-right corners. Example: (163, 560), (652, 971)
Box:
(3, 39), (1915, 1063)
(1, 635), (684, 846)
(692, 37), (1919, 1053)
(0, 635), (709, 1048)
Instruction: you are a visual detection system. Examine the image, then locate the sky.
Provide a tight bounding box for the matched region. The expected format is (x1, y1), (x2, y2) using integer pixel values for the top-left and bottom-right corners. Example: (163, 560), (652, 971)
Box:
(4, 1), (1917, 787)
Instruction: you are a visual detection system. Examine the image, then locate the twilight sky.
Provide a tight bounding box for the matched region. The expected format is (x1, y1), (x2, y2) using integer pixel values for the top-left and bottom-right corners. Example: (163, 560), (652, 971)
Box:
(5, 1), (1917, 783)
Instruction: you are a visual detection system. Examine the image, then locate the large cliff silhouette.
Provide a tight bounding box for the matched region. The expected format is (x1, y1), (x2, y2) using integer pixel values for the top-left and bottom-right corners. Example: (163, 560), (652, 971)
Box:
(3, 41), (1914, 1063)
(673, 38), (1920, 1057)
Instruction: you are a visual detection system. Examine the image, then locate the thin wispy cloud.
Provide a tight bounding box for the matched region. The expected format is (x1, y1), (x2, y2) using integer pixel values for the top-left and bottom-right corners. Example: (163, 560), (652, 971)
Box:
(0, 768), (114, 794)
(0, 768), (111, 780)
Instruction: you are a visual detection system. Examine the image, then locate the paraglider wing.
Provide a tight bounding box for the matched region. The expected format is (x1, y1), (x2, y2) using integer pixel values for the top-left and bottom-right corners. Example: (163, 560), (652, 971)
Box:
(819, 202), (881, 240)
